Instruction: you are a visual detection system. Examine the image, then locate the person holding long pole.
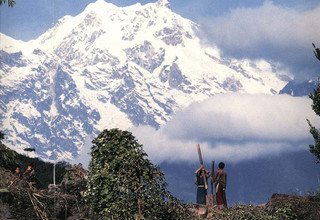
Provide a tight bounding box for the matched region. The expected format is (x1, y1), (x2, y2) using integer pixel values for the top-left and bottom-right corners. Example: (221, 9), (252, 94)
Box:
(195, 144), (210, 205)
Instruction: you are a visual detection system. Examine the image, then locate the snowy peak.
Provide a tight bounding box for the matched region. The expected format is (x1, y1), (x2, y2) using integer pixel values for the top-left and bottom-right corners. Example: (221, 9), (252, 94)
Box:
(0, 0), (290, 160)
(157, 0), (170, 8)
(0, 33), (26, 53)
(84, 0), (118, 14)
(34, 0), (184, 55)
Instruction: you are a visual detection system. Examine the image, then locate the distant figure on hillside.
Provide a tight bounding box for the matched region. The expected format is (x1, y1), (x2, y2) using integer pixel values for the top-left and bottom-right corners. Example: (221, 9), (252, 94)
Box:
(23, 163), (37, 188)
(13, 165), (22, 179)
(195, 165), (210, 205)
(312, 43), (320, 61)
(213, 162), (227, 209)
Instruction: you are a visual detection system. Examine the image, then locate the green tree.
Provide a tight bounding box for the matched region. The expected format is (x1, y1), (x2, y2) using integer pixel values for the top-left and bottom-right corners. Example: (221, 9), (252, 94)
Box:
(0, 0), (15, 7)
(85, 128), (191, 219)
(0, 131), (16, 167)
(308, 43), (320, 163)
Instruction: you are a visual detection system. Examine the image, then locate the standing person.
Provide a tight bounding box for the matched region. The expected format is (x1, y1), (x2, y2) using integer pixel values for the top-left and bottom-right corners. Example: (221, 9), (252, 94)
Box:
(195, 165), (210, 205)
(213, 162), (227, 209)
(23, 163), (37, 188)
(13, 165), (22, 179)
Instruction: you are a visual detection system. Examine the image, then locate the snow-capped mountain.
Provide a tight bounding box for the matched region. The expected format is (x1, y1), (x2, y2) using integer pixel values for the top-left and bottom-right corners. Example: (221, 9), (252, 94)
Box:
(279, 79), (318, 97)
(0, 0), (290, 160)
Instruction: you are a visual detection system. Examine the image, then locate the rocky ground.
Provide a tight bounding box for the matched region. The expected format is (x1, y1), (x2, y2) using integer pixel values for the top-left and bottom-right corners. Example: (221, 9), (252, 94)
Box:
(0, 165), (94, 220)
(190, 193), (320, 220)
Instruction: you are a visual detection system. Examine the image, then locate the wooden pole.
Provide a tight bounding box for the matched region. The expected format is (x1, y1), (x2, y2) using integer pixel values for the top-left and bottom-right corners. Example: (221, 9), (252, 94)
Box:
(196, 144), (207, 190)
(53, 163), (56, 185)
(197, 144), (203, 165)
(211, 161), (215, 195)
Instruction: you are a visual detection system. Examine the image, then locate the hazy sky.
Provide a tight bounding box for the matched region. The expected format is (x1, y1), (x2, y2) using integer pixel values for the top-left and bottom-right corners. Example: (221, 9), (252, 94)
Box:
(1, 0), (319, 40)
(1, 0), (320, 79)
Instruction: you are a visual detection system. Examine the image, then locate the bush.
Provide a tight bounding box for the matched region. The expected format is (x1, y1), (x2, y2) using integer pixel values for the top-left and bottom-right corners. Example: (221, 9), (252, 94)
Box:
(85, 128), (191, 219)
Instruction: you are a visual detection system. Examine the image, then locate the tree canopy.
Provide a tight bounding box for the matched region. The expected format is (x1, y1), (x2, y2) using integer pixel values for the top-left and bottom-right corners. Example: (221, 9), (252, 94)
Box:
(85, 128), (191, 219)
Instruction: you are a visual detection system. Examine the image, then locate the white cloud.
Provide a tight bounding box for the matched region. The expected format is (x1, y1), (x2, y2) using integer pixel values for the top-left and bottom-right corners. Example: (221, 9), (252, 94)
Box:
(200, 1), (320, 79)
(203, 2), (320, 50)
(131, 93), (319, 164)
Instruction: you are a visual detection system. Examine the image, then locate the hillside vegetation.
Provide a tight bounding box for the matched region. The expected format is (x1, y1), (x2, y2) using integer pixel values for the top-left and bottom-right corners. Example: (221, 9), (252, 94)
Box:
(0, 139), (320, 219)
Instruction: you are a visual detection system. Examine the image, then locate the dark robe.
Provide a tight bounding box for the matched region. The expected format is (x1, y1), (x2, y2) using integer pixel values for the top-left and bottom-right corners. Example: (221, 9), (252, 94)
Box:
(23, 169), (37, 187)
(214, 169), (227, 207)
(195, 170), (208, 205)
(14, 171), (22, 179)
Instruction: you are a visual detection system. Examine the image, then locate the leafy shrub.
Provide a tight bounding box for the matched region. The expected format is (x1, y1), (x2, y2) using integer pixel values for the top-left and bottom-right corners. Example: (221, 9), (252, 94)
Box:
(85, 128), (191, 219)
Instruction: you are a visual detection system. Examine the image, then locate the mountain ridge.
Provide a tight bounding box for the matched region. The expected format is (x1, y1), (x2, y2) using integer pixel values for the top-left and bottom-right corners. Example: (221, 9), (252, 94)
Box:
(0, 0), (290, 160)
(279, 79), (318, 97)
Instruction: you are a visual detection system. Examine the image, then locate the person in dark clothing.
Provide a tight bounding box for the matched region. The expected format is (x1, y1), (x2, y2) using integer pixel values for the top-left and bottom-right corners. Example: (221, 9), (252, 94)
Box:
(23, 163), (37, 188)
(213, 162), (227, 209)
(14, 165), (22, 179)
(195, 165), (210, 205)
